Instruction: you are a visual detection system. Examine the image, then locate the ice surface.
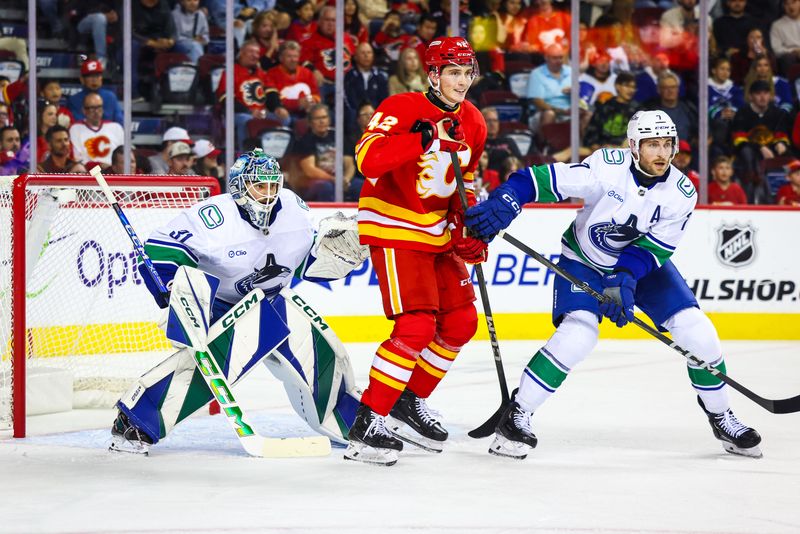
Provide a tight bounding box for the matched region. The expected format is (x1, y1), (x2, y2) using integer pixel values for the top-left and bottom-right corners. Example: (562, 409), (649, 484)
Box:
(2, 340), (799, 534)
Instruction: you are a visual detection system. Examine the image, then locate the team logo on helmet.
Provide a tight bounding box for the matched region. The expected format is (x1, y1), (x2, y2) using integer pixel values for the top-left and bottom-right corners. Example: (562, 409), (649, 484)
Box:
(716, 223), (756, 267)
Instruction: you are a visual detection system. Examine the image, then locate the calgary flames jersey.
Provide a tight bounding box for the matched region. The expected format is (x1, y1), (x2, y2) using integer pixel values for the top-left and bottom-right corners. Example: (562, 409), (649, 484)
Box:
(355, 92), (487, 253)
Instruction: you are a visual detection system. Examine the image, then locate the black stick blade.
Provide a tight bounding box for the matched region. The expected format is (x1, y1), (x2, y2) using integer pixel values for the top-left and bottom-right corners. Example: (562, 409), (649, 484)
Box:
(467, 403), (504, 438)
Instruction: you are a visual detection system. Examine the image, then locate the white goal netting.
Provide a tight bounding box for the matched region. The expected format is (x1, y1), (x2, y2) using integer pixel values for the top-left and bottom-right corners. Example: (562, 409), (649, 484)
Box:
(0, 174), (219, 436)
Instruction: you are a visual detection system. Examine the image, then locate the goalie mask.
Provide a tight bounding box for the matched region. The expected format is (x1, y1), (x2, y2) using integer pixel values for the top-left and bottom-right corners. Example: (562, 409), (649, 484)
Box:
(627, 110), (678, 177)
(229, 149), (283, 234)
(425, 37), (479, 100)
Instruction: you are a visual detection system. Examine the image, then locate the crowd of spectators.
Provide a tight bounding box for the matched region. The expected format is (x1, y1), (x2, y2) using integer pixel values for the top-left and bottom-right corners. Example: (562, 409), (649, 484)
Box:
(2, 0), (800, 206)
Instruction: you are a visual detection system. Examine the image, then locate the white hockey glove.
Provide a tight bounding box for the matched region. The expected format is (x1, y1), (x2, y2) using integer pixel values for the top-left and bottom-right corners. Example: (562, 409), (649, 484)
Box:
(305, 212), (370, 280)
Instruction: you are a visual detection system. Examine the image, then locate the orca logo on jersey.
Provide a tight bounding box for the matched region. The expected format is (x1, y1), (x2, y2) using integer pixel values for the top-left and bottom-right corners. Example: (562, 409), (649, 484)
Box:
(589, 214), (643, 254)
(234, 253), (291, 296)
(716, 224), (756, 267)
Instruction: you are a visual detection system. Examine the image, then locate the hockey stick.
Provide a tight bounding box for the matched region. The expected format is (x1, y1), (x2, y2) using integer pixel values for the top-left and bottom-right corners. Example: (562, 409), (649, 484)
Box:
(89, 167), (331, 456)
(449, 151), (512, 438)
(498, 229), (800, 415)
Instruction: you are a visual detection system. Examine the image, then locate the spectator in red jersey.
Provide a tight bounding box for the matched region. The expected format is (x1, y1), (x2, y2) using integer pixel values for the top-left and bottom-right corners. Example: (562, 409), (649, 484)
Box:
(521, 0), (570, 54)
(708, 155), (748, 205)
(39, 79), (74, 128)
(776, 159), (800, 205)
(301, 6), (357, 102)
(285, 1), (317, 45)
(250, 11), (281, 71)
(372, 10), (409, 68)
(673, 140), (701, 189)
(496, 0), (529, 52)
(37, 125), (87, 174)
(217, 40), (291, 148)
(264, 40), (320, 117)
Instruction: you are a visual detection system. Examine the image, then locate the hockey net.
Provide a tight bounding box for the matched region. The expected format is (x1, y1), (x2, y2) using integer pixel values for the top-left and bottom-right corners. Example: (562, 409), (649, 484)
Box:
(0, 174), (221, 437)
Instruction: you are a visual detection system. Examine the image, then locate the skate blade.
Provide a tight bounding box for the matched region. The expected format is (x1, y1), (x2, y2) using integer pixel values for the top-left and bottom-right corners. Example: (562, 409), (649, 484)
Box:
(109, 435), (150, 456)
(343, 441), (399, 466)
(488, 434), (530, 460)
(722, 441), (763, 458)
(386, 418), (444, 453)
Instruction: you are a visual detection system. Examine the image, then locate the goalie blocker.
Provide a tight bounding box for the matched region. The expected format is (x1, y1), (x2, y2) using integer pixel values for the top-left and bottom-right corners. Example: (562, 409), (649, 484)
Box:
(117, 282), (360, 449)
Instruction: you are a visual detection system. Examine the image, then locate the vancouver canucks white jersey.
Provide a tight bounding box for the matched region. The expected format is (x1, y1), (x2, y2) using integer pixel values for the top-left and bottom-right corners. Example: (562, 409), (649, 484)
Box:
(526, 148), (697, 272)
(143, 190), (315, 304)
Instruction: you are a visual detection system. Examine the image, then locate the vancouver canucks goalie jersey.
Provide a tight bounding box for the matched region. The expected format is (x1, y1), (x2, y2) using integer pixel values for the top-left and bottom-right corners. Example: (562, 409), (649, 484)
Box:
(141, 190), (315, 306)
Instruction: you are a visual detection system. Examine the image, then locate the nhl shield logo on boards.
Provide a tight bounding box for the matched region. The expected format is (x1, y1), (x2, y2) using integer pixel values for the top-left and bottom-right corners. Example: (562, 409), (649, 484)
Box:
(716, 224), (756, 267)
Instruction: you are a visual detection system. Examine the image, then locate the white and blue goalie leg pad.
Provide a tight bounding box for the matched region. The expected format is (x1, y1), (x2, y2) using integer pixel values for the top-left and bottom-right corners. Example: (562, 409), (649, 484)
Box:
(165, 266), (221, 351)
(118, 288), (290, 443)
(263, 287), (361, 445)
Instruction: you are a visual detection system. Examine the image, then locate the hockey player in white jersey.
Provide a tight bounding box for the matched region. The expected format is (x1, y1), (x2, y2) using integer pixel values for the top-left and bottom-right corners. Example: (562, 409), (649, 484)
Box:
(464, 111), (763, 459)
(110, 149), (368, 454)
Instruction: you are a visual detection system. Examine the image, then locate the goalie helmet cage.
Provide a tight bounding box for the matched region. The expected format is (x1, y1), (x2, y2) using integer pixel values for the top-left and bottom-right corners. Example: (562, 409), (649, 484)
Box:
(0, 174), (221, 438)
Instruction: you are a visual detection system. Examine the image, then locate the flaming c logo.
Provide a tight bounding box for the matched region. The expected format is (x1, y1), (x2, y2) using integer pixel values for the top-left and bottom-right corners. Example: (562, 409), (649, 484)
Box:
(85, 135), (112, 159)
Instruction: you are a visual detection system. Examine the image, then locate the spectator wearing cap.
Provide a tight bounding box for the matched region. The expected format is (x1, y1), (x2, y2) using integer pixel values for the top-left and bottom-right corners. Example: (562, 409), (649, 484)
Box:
(776, 159), (800, 205)
(148, 126), (193, 174)
(192, 139), (225, 190)
(708, 155), (748, 205)
(527, 43), (572, 130)
(172, 0), (210, 65)
(672, 139), (701, 189)
(69, 92), (125, 167)
(167, 142), (196, 175)
(67, 60), (124, 124)
(108, 145), (138, 175)
(731, 78), (791, 204)
(37, 125), (87, 174)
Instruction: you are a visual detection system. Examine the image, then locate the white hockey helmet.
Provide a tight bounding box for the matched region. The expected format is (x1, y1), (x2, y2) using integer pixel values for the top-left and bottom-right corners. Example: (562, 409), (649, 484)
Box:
(627, 110), (678, 175)
(228, 148), (283, 235)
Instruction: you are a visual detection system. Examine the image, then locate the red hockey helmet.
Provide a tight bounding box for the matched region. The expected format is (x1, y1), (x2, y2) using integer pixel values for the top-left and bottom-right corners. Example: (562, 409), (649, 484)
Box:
(424, 36), (479, 78)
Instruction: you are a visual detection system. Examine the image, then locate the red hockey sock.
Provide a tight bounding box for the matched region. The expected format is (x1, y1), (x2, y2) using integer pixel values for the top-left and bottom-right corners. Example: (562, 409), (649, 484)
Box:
(406, 336), (460, 398)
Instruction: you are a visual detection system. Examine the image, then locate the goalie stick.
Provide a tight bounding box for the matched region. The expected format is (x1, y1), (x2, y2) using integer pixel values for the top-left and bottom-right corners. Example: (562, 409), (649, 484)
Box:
(498, 229), (800, 415)
(89, 166), (331, 456)
(449, 151), (512, 438)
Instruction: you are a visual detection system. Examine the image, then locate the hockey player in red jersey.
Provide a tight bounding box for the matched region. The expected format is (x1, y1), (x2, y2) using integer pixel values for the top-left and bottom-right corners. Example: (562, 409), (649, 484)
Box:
(345, 36), (488, 466)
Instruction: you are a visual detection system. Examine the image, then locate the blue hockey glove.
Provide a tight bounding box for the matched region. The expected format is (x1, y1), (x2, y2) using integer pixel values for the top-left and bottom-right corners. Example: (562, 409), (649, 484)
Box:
(599, 271), (636, 327)
(464, 183), (522, 242)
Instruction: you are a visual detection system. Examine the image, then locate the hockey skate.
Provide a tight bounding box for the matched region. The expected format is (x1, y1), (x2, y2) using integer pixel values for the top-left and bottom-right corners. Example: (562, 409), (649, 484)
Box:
(698, 397), (762, 458)
(387, 389), (448, 453)
(109, 411), (153, 455)
(488, 401), (538, 460)
(344, 403), (403, 466)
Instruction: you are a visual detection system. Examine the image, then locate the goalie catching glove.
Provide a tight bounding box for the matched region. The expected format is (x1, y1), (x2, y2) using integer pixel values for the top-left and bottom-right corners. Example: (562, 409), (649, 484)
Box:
(305, 211), (370, 279)
(448, 209), (487, 264)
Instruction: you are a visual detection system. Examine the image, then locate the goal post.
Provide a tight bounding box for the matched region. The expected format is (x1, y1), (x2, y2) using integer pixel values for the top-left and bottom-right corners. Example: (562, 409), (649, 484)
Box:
(1, 173), (222, 438)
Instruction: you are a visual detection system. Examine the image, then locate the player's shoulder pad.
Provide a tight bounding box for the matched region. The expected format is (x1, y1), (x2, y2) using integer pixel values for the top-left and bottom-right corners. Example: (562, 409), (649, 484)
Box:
(279, 188), (310, 212)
